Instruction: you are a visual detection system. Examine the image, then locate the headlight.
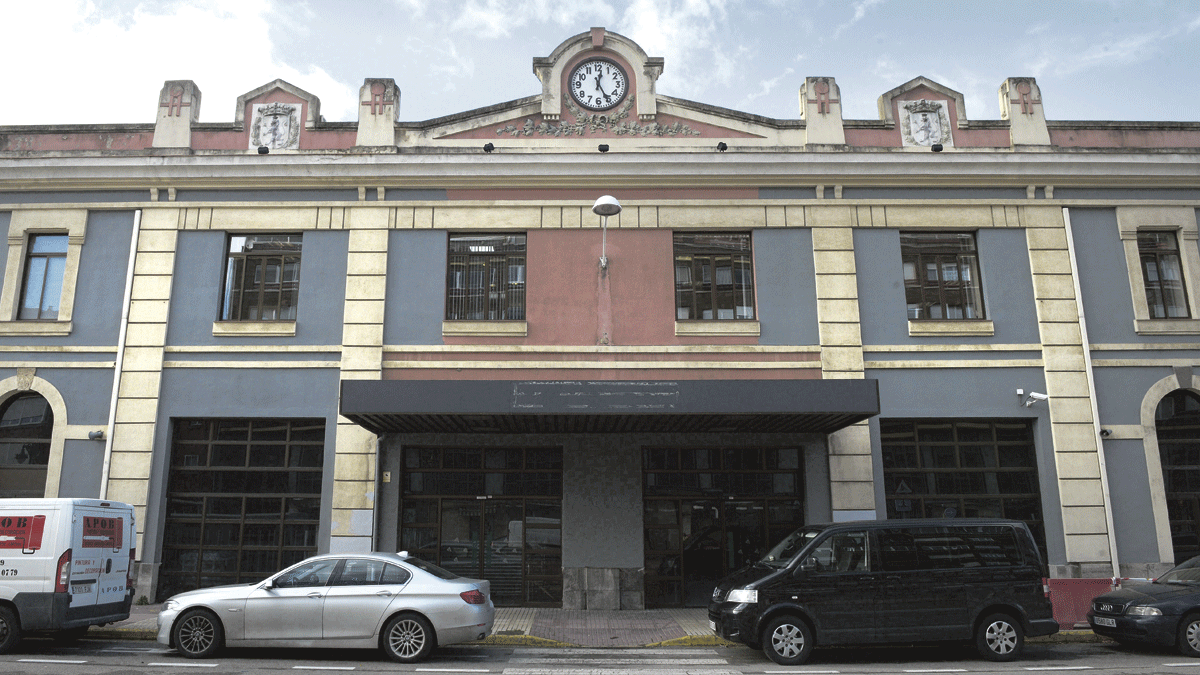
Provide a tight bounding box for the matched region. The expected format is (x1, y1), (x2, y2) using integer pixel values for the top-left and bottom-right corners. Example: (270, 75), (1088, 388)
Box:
(726, 588), (758, 604)
(1127, 606), (1162, 616)
(163, 600), (179, 612)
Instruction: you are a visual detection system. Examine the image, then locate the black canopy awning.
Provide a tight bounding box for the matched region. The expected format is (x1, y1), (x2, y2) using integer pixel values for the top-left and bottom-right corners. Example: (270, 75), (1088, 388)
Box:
(340, 379), (879, 435)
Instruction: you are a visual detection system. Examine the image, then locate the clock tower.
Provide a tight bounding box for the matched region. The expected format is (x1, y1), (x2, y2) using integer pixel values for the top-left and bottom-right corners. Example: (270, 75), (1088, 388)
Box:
(533, 27), (663, 122)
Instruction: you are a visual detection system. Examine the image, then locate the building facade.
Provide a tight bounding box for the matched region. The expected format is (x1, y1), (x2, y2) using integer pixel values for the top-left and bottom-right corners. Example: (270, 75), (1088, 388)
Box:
(1, 29), (1198, 608)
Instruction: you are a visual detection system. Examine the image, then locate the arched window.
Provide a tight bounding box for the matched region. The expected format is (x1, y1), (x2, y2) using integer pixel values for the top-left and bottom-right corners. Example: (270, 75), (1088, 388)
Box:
(0, 393), (54, 498)
(1158, 389), (1200, 563)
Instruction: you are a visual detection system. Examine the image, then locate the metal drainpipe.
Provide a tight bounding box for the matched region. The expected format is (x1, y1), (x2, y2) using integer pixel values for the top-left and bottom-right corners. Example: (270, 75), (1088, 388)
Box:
(1062, 206), (1119, 578)
(99, 208), (141, 500)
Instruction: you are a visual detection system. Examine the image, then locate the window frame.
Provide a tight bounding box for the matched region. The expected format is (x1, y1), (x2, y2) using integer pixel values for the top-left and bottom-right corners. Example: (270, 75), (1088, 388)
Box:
(0, 209), (87, 336)
(672, 232), (759, 335)
(900, 231), (986, 321)
(1117, 207), (1200, 335)
(442, 232), (528, 337)
(219, 233), (303, 323)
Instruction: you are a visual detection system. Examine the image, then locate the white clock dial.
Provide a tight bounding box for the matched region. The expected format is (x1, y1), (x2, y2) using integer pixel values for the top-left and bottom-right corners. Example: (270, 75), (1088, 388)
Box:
(569, 59), (628, 111)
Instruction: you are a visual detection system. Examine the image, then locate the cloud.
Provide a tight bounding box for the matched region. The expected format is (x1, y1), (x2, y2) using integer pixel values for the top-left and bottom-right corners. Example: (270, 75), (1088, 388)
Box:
(0, 0), (359, 124)
(618, 0), (736, 100)
(449, 0), (616, 39)
(832, 0), (885, 40)
(740, 67), (795, 107)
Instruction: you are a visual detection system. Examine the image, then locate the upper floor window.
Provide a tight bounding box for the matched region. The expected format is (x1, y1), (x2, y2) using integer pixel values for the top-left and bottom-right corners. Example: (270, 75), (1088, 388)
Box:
(901, 232), (984, 320)
(674, 232), (755, 321)
(19, 234), (68, 320)
(1139, 231), (1190, 319)
(221, 234), (302, 321)
(446, 233), (526, 321)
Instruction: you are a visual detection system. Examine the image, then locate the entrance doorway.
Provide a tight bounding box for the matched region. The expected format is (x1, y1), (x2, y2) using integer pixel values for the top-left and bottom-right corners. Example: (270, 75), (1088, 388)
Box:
(0, 393), (53, 499)
(643, 446), (803, 607)
(398, 447), (562, 606)
(1158, 390), (1200, 563)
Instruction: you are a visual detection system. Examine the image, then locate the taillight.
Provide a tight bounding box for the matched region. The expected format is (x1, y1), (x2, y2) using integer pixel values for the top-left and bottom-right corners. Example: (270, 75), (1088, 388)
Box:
(460, 589), (486, 605)
(55, 549), (72, 593)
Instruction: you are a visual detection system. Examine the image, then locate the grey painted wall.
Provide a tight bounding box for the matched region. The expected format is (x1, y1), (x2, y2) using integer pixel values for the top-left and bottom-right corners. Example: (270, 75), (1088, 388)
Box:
(0, 210), (133, 348)
(867, 366), (1065, 565)
(143, 367), (343, 563)
(1070, 208), (1139, 346)
(755, 228), (820, 346)
(856, 228), (1041, 346)
(167, 230), (348, 346)
(384, 230), (445, 345)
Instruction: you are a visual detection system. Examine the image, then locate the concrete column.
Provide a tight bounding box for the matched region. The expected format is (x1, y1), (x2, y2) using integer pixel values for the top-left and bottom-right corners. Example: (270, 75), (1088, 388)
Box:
(810, 206), (875, 520)
(330, 208), (390, 552)
(1026, 207), (1113, 575)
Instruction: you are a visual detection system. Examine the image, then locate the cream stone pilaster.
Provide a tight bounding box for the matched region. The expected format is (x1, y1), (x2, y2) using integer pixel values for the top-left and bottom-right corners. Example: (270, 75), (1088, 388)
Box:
(104, 209), (177, 556)
(999, 78), (1051, 146)
(1027, 207), (1113, 574)
(810, 207), (875, 519)
(331, 208), (388, 553)
(355, 79), (399, 148)
(800, 77), (846, 146)
(152, 81), (201, 149)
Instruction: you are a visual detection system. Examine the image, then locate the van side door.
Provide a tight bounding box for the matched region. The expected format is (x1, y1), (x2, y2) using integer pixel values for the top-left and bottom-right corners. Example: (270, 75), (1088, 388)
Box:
(876, 527), (970, 641)
(789, 530), (876, 644)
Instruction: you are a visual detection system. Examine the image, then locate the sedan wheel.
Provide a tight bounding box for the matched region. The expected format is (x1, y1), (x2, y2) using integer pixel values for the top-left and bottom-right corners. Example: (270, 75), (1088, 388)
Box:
(975, 613), (1023, 662)
(1177, 614), (1200, 657)
(173, 609), (223, 659)
(382, 613), (435, 663)
(762, 615), (813, 666)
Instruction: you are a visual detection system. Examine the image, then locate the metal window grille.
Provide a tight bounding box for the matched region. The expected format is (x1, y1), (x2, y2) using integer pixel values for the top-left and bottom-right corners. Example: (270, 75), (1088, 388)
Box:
(446, 234), (526, 321)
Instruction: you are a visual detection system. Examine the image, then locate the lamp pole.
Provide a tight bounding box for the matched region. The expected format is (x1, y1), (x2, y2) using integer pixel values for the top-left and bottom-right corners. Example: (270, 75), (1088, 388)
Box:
(592, 195), (622, 270)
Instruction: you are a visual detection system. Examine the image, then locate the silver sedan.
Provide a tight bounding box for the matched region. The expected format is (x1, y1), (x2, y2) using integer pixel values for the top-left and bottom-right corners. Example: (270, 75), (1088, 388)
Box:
(157, 551), (494, 663)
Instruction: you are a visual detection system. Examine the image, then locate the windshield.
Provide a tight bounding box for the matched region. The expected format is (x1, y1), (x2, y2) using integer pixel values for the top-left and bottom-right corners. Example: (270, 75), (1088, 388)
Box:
(1158, 556), (1200, 584)
(759, 526), (825, 567)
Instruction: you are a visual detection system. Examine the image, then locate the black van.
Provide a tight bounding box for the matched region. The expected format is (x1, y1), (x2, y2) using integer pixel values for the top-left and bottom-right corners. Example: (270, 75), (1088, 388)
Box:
(708, 518), (1058, 665)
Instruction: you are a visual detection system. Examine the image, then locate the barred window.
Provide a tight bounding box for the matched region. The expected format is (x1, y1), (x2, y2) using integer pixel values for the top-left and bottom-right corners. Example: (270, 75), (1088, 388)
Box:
(901, 232), (984, 320)
(674, 232), (755, 321)
(446, 234), (526, 321)
(221, 234), (302, 321)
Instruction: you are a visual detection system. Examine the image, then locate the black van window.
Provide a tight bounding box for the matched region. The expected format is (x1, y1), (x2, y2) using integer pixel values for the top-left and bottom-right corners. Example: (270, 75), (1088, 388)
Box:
(805, 531), (869, 573)
(906, 526), (1022, 569)
(877, 530), (921, 571)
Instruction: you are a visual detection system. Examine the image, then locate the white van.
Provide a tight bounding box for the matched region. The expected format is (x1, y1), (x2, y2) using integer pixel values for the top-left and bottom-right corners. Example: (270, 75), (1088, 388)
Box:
(0, 498), (136, 652)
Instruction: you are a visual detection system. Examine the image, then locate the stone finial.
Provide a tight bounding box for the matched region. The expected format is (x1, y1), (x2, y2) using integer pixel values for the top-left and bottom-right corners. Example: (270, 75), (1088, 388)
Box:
(999, 78), (1051, 146)
(152, 80), (201, 148)
(356, 78), (400, 147)
(800, 77), (845, 145)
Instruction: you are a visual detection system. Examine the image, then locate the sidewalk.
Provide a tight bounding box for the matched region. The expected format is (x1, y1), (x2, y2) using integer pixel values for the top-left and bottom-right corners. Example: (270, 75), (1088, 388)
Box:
(89, 604), (1103, 648)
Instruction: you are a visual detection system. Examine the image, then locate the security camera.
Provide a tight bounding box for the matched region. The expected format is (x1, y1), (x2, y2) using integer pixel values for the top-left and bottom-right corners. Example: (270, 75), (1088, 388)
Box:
(1023, 392), (1049, 407)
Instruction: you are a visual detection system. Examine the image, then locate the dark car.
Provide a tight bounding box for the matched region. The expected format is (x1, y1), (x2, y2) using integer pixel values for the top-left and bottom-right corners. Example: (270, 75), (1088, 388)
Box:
(1088, 555), (1200, 656)
(709, 519), (1057, 666)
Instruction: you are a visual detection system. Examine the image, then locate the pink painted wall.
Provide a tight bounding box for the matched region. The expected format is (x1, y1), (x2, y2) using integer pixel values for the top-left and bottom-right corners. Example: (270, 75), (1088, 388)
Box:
(1050, 127), (1200, 148)
(0, 130), (154, 152)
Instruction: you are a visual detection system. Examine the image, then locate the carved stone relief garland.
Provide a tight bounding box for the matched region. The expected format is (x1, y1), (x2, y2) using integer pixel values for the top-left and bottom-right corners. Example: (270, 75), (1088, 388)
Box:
(497, 96), (700, 138)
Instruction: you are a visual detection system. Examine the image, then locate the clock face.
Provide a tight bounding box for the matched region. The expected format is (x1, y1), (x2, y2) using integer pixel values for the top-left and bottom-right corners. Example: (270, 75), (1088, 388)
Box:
(569, 59), (628, 111)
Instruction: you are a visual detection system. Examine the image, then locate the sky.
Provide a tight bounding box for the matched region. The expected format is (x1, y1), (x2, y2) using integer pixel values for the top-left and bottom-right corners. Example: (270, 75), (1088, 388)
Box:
(2, 0), (1198, 127)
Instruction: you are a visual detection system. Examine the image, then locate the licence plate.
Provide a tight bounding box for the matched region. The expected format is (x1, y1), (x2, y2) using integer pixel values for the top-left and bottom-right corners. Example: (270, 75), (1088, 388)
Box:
(72, 584), (93, 594)
(709, 620), (716, 631)
(1095, 616), (1117, 627)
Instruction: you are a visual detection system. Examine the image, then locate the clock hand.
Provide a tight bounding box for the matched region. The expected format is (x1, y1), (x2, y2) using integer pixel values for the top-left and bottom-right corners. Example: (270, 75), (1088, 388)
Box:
(594, 74), (609, 98)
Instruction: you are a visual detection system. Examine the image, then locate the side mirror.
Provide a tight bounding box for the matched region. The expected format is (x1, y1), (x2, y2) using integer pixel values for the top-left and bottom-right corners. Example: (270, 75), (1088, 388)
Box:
(798, 557), (819, 574)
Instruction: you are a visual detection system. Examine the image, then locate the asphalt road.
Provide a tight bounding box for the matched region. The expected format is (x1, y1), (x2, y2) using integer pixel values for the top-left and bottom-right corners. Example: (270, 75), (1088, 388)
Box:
(0, 637), (1198, 675)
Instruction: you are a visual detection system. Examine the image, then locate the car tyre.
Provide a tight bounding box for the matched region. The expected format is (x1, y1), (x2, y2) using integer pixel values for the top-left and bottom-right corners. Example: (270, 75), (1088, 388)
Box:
(976, 612), (1023, 661)
(382, 612), (435, 663)
(762, 615), (813, 666)
(173, 608), (223, 659)
(1178, 613), (1200, 657)
(0, 606), (21, 654)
